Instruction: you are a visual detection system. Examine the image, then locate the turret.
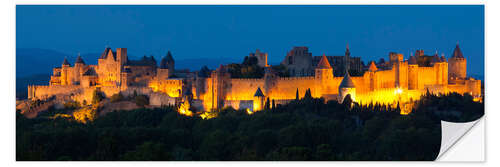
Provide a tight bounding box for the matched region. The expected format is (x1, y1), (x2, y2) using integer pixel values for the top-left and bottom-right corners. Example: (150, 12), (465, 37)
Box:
(74, 54), (85, 85)
(338, 71), (356, 103)
(75, 54), (85, 65)
(315, 54), (334, 96)
(315, 54), (333, 77)
(158, 51), (175, 79)
(61, 57), (70, 85)
(368, 61), (378, 72)
(448, 43), (467, 81)
(62, 57), (71, 67)
(338, 44), (356, 103)
(253, 87), (265, 111)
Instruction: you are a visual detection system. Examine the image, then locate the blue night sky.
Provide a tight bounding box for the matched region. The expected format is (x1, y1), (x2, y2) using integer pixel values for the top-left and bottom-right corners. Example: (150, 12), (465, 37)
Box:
(16, 5), (484, 76)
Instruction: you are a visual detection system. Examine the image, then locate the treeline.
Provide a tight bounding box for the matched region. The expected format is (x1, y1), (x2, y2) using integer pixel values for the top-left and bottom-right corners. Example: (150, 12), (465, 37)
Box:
(16, 92), (483, 161)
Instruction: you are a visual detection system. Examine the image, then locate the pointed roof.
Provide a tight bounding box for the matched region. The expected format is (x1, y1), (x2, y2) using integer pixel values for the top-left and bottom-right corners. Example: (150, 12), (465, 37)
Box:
(452, 43), (464, 58)
(160, 56), (169, 69)
(62, 57), (70, 66)
(368, 61), (378, 71)
(75, 55), (85, 64)
(345, 43), (350, 57)
(408, 55), (417, 65)
(316, 54), (332, 69)
(166, 51), (174, 63)
(339, 72), (355, 88)
(82, 68), (97, 76)
(254, 87), (264, 97)
(99, 47), (112, 59)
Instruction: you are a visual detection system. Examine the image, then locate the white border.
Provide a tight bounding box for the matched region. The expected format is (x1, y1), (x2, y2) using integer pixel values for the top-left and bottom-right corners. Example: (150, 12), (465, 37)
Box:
(3, 0), (496, 166)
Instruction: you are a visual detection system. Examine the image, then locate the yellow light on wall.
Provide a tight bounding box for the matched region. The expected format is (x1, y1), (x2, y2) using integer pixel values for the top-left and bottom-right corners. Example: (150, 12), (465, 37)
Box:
(395, 88), (403, 94)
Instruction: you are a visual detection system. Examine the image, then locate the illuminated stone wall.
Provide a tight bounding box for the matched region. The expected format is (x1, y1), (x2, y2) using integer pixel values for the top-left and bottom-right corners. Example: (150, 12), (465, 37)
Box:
(149, 79), (183, 98)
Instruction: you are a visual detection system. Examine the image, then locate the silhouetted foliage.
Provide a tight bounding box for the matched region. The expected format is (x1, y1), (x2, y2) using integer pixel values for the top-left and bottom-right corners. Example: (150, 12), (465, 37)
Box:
(16, 93), (483, 161)
(271, 64), (290, 77)
(92, 89), (105, 105)
(226, 56), (264, 78)
(134, 95), (149, 107)
(110, 93), (124, 103)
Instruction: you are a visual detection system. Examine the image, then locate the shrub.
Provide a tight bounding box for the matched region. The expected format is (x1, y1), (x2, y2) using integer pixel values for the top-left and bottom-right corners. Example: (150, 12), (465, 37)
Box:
(91, 89), (105, 105)
(110, 93), (124, 103)
(63, 101), (80, 110)
(135, 95), (149, 107)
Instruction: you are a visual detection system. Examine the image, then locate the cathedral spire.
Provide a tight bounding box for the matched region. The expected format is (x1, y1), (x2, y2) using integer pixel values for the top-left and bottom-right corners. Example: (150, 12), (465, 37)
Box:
(452, 42), (464, 58)
(344, 43), (350, 75)
(75, 53), (85, 64)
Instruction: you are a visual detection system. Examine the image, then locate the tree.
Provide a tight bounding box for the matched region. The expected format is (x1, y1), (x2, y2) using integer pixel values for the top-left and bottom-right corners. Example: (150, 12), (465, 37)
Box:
(135, 95), (149, 107)
(342, 94), (353, 109)
(265, 97), (271, 110)
(295, 88), (299, 101)
(91, 89), (105, 105)
(303, 88), (312, 100)
(272, 99), (276, 110)
(110, 93), (124, 103)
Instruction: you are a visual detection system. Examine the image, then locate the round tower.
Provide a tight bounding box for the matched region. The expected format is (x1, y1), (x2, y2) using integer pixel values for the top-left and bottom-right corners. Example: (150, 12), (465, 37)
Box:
(61, 57), (71, 85)
(338, 72), (356, 103)
(448, 43), (467, 80)
(315, 54), (333, 96)
(74, 54), (85, 84)
(338, 44), (356, 103)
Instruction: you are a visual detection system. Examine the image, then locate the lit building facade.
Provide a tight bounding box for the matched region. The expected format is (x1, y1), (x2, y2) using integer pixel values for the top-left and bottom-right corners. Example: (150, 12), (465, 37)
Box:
(28, 44), (482, 115)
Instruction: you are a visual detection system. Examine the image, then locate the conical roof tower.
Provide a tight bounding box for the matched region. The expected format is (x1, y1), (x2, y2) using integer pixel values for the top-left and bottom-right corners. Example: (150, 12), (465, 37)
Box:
(316, 54), (332, 69)
(62, 57), (71, 66)
(452, 43), (464, 58)
(254, 87), (264, 97)
(75, 54), (85, 64)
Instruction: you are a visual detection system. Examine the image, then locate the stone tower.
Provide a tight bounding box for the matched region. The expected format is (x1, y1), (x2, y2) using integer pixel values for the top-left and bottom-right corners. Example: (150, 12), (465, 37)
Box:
(253, 87), (265, 111)
(408, 53), (419, 90)
(74, 54), (85, 85)
(250, 49), (269, 68)
(448, 43), (467, 81)
(281, 46), (313, 76)
(367, 61), (379, 91)
(158, 51), (175, 79)
(61, 57), (71, 85)
(210, 65), (230, 110)
(315, 53), (333, 96)
(338, 44), (356, 103)
(390, 52), (408, 88)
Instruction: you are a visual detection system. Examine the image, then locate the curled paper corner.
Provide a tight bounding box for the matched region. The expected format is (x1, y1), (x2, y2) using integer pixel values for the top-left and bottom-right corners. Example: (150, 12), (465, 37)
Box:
(436, 118), (483, 161)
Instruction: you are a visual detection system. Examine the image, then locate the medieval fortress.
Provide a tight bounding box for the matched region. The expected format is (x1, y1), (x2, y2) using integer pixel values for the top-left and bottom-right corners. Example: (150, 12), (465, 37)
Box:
(27, 44), (482, 114)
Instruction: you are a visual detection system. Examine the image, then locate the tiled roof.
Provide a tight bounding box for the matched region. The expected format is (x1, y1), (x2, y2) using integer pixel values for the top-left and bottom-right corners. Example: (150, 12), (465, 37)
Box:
(316, 54), (332, 69)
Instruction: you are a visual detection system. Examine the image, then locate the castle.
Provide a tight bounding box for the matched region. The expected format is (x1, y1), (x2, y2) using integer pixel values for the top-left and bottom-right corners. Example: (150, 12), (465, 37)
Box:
(27, 44), (482, 114)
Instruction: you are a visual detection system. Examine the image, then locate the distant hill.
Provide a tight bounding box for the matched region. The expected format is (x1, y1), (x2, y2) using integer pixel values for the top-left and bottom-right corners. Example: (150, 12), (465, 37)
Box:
(16, 48), (243, 76)
(16, 48), (102, 77)
(16, 73), (51, 99)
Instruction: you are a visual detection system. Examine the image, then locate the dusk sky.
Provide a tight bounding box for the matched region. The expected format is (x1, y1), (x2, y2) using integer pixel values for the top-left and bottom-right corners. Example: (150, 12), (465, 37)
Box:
(16, 5), (484, 76)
